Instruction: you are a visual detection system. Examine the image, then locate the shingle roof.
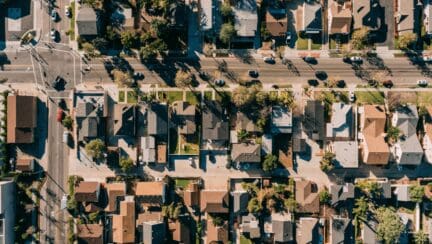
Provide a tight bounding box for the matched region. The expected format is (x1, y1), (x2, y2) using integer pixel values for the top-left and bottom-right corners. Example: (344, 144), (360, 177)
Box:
(77, 224), (104, 244)
(148, 103), (168, 137)
(142, 221), (165, 244)
(295, 180), (320, 213)
(304, 100), (325, 140)
(172, 102), (196, 135)
(333, 141), (359, 168)
(241, 214), (260, 239)
(303, 2), (322, 32)
(113, 104), (135, 136)
(271, 212), (294, 242)
(75, 181), (100, 203)
(331, 217), (354, 244)
(327, 103), (353, 139)
(266, 9), (288, 36)
(329, 1), (352, 34)
(330, 183), (355, 205)
(202, 101), (229, 141)
(271, 105), (292, 134)
(200, 190), (229, 213)
(396, 0), (415, 34)
(297, 217), (319, 244)
(231, 190), (249, 215)
(231, 143), (261, 163)
(233, 0), (258, 37)
(7, 95), (37, 143)
(76, 7), (98, 36)
(236, 111), (260, 133)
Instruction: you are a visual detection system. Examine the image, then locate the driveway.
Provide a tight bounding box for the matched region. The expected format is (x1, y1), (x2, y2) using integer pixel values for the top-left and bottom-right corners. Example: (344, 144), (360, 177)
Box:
(372, 0), (394, 48)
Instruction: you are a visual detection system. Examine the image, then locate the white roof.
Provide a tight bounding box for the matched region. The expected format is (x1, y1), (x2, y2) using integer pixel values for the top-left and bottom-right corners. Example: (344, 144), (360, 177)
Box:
(333, 141), (359, 168)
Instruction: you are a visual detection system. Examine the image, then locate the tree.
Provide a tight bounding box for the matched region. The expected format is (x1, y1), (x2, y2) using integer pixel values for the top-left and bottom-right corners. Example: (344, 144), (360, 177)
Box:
(320, 151), (335, 172)
(112, 69), (133, 87)
(278, 92), (295, 109)
(175, 70), (193, 88)
(85, 139), (106, 161)
(162, 202), (183, 220)
(376, 207), (404, 244)
(150, 19), (168, 38)
(219, 23), (236, 45)
(105, 26), (119, 41)
(414, 230), (429, 244)
(356, 180), (382, 198)
(386, 126), (400, 144)
(371, 70), (391, 85)
(284, 198), (297, 212)
(88, 211), (100, 223)
(81, 42), (95, 56)
(232, 86), (257, 107)
(62, 115), (73, 130)
(262, 154), (278, 172)
(256, 91), (269, 105)
(241, 182), (259, 196)
(119, 157), (134, 172)
(120, 31), (136, 49)
(351, 27), (370, 50)
(139, 39), (167, 60)
(247, 197), (262, 213)
(397, 32), (417, 50)
(319, 189), (331, 205)
(92, 37), (109, 51)
(220, 2), (233, 18)
(353, 196), (368, 222)
(410, 185), (425, 203)
(211, 215), (225, 226)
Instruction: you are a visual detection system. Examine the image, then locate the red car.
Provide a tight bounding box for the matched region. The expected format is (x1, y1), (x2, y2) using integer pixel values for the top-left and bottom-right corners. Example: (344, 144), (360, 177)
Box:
(57, 108), (64, 122)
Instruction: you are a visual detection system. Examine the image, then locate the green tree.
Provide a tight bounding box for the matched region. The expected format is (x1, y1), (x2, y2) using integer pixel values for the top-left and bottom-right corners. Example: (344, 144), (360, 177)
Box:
(356, 180), (382, 198)
(237, 130), (249, 141)
(410, 185), (425, 203)
(353, 196), (368, 221)
(92, 37), (109, 51)
(62, 115), (73, 130)
(150, 18), (168, 37)
(414, 230), (429, 244)
(397, 32), (417, 50)
(220, 2), (233, 18)
(219, 23), (236, 45)
(81, 42), (95, 56)
(174, 70), (193, 88)
(278, 92), (295, 108)
(211, 215), (225, 226)
(386, 126), (400, 144)
(320, 151), (335, 172)
(319, 189), (331, 205)
(111, 69), (133, 87)
(284, 198), (297, 212)
(241, 182), (259, 196)
(85, 139), (106, 161)
(247, 197), (262, 213)
(351, 27), (370, 50)
(105, 26), (119, 41)
(120, 31), (137, 49)
(88, 211), (100, 223)
(161, 202), (183, 220)
(232, 85), (258, 107)
(119, 157), (134, 172)
(376, 207), (404, 244)
(262, 154), (278, 172)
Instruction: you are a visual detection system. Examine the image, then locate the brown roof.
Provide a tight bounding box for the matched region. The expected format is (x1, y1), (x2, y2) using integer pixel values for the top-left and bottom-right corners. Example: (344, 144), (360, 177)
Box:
(113, 198), (136, 243)
(157, 144), (167, 163)
(329, 1), (352, 34)
(200, 190), (229, 213)
(137, 212), (163, 226)
(266, 10), (288, 36)
(135, 181), (165, 196)
(277, 135), (293, 168)
(206, 220), (229, 244)
(15, 157), (34, 172)
(77, 224), (104, 244)
(105, 182), (126, 212)
(183, 182), (200, 207)
(75, 182), (100, 202)
(295, 180), (320, 213)
(169, 220), (191, 243)
(361, 105), (389, 164)
(84, 202), (103, 213)
(7, 95), (37, 143)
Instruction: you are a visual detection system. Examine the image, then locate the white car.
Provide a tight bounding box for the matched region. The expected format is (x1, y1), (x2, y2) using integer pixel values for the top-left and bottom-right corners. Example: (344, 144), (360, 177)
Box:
(263, 56), (275, 64)
(417, 79), (428, 87)
(350, 56), (362, 63)
(50, 29), (57, 41)
(51, 10), (57, 21)
(349, 91), (355, 102)
(423, 56), (432, 62)
(65, 6), (71, 17)
(63, 131), (68, 143)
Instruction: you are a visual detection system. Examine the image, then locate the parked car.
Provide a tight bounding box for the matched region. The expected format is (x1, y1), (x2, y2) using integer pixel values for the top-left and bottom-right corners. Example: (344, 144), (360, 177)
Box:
(50, 29), (57, 41)
(52, 75), (62, 89)
(349, 91), (355, 102)
(57, 108), (64, 122)
(248, 70), (259, 78)
(63, 131), (68, 143)
(423, 56), (432, 62)
(263, 56), (275, 64)
(51, 10), (57, 21)
(214, 79), (225, 87)
(417, 79), (428, 87)
(303, 56), (317, 64)
(285, 32), (292, 45)
(350, 56), (362, 63)
(65, 6), (71, 17)
(133, 72), (144, 80)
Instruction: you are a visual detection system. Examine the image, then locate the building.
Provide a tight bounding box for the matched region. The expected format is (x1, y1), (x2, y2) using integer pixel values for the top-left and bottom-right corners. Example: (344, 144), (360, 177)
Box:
(0, 181), (15, 244)
(231, 143), (261, 164)
(200, 190), (229, 214)
(424, 0), (432, 36)
(206, 219), (229, 244)
(393, 184), (411, 202)
(76, 7), (99, 37)
(7, 95), (37, 144)
(77, 224), (104, 244)
(74, 181), (101, 203)
(113, 104), (136, 137)
(15, 157), (35, 172)
(330, 183), (355, 206)
(113, 196), (135, 243)
(296, 217), (320, 244)
(105, 182), (126, 213)
(391, 105), (423, 165)
(328, 0), (352, 35)
(326, 103), (354, 140)
(172, 101), (196, 135)
(200, 0), (214, 32)
(141, 136), (156, 164)
(240, 214), (260, 239)
(332, 141), (359, 168)
(233, 0), (258, 44)
(264, 212), (294, 243)
(75, 92), (107, 142)
(271, 105), (292, 134)
(395, 0), (416, 35)
(142, 221), (166, 244)
(423, 106), (432, 163)
(202, 101), (229, 146)
(236, 111), (260, 133)
(330, 216), (354, 244)
(135, 181), (166, 205)
(302, 1), (322, 34)
(265, 7), (288, 38)
(361, 219), (379, 244)
(169, 220), (190, 243)
(148, 103), (168, 139)
(295, 180), (320, 214)
(352, 0), (381, 30)
(304, 100), (325, 141)
(359, 105), (390, 165)
(231, 190), (249, 216)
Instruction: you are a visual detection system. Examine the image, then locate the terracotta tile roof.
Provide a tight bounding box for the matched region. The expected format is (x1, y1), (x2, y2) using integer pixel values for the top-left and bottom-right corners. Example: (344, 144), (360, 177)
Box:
(329, 1), (352, 34)
(16, 157), (34, 172)
(183, 182), (200, 207)
(105, 182), (126, 212)
(75, 182), (100, 203)
(112, 198), (135, 243)
(295, 180), (320, 213)
(200, 190), (229, 213)
(7, 95), (37, 143)
(137, 212), (163, 226)
(361, 105), (390, 164)
(77, 224), (104, 244)
(206, 220), (228, 244)
(135, 181), (165, 196)
(266, 10), (288, 36)
(157, 144), (167, 163)
(169, 220), (191, 243)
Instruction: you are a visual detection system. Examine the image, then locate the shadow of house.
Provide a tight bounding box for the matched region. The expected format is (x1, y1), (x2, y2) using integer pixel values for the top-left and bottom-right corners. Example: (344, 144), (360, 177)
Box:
(302, 1), (322, 35)
(0, 0), (32, 49)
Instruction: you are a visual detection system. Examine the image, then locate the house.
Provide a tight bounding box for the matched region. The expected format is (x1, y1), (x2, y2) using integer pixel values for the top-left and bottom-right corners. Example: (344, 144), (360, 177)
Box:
(352, 0), (382, 30)
(77, 224), (104, 244)
(330, 183), (355, 206)
(200, 190), (229, 214)
(296, 217), (320, 244)
(261, 134), (273, 155)
(200, 0), (215, 32)
(76, 7), (99, 37)
(167, 2), (187, 28)
(295, 180), (320, 214)
(168, 220), (190, 244)
(302, 1), (322, 34)
(423, 106), (432, 163)
(0, 181), (15, 244)
(326, 103), (354, 140)
(183, 182), (200, 209)
(135, 182), (166, 205)
(111, 5), (134, 30)
(359, 105), (390, 165)
(355, 178), (392, 199)
(113, 196), (135, 244)
(15, 157), (35, 172)
(105, 182), (126, 213)
(277, 135), (293, 169)
(172, 101), (196, 135)
(141, 136), (156, 164)
(231, 143), (261, 164)
(240, 213), (260, 239)
(206, 219), (229, 244)
(232, 0), (258, 46)
(148, 103), (168, 139)
(361, 219), (379, 244)
(271, 105), (292, 134)
(332, 141), (359, 168)
(202, 101), (229, 146)
(424, 0), (432, 36)
(231, 190), (249, 216)
(264, 212), (294, 243)
(7, 95), (37, 144)
(74, 181), (101, 203)
(395, 0), (416, 35)
(236, 111), (260, 133)
(393, 184), (411, 202)
(304, 100), (325, 141)
(328, 0), (352, 35)
(142, 221), (166, 244)
(391, 105), (423, 165)
(113, 104), (136, 137)
(265, 6), (288, 37)
(75, 93), (107, 142)
(330, 216), (354, 244)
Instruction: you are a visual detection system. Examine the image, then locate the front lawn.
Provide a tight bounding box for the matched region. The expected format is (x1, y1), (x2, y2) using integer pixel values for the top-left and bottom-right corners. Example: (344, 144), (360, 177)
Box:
(118, 91), (125, 102)
(355, 91), (385, 105)
(158, 91), (183, 103)
(127, 91), (138, 104)
(175, 179), (190, 189)
(185, 91), (200, 105)
(296, 36), (309, 50)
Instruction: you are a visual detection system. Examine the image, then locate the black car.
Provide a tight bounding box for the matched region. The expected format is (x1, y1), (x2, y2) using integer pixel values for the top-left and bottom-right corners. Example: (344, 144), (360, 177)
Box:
(133, 72), (144, 80)
(248, 70), (259, 78)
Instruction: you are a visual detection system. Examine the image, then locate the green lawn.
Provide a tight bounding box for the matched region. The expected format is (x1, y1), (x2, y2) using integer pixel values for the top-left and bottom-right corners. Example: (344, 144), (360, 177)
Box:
(179, 134), (199, 155)
(355, 91), (385, 105)
(185, 91), (200, 105)
(215, 91), (231, 103)
(68, 2), (75, 40)
(175, 179), (190, 189)
(127, 91), (138, 103)
(296, 36), (309, 50)
(118, 91), (125, 102)
(311, 42), (322, 50)
(204, 91), (212, 101)
(240, 235), (253, 244)
(158, 91), (183, 103)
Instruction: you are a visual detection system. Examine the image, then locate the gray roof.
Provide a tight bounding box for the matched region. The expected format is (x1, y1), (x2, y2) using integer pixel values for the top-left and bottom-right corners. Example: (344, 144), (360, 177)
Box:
(76, 102), (105, 142)
(113, 104), (135, 136)
(333, 141), (359, 168)
(326, 103), (353, 139)
(148, 103), (168, 137)
(393, 105), (419, 129)
(396, 0), (415, 34)
(293, 138), (307, 153)
(303, 2), (322, 32)
(362, 219), (380, 244)
(304, 100), (325, 140)
(231, 190), (249, 216)
(425, 2), (432, 34)
(141, 136), (156, 163)
(231, 143), (261, 163)
(296, 217), (319, 244)
(236, 111), (260, 133)
(273, 219), (294, 242)
(271, 105), (292, 134)
(241, 214), (260, 239)
(394, 185), (411, 202)
(330, 183), (355, 205)
(76, 7), (98, 36)
(142, 221), (165, 244)
(331, 217), (354, 244)
(200, 0), (214, 31)
(352, 0), (381, 30)
(202, 101), (229, 141)
(378, 181), (392, 199)
(233, 0), (258, 37)
(428, 218), (432, 242)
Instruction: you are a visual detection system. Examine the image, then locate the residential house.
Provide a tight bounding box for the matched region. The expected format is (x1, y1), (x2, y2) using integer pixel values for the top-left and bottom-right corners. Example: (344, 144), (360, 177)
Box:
(15, 157), (35, 172)
(328, 0), (352, 35)
(352, 0), (382, 30)
(200, 0), (215, 33)
(167, 2), (187, 28)
(74, 181), (101, 203)
(148, 103), (168, 139)
(326, 103), (354, 140)
(271, 105), (292, 134)
(302, 1), (322, 34)
(332, 141), (359, 168)
(231, 189), (249, 216)
(295, 180), (320, 214)
(395, 0), (416, 36)
(261, 134), (273, 155)
(141, 136), (157, 164)
(206, 219), (229, 244)
(75, 94), (107, 143)
(236, 111), (260, 133)
(172, 101), (196, 136)
(304, 100), (325, 141)
(355, 178), (392, 199)
(113, 104), (136, 137)
(393, 184), (411, 202)
(265, 5), (288, 38)
(361, 219), (379, 244)
(424, 0), (432, 36)
(77, 224), (104, 244)
(7, 95), (37, 144)
(200, 190), (229, 214)
(142, 221), (166, 244)
(105, 182), (126, 213)
(359, 105), (390, 165)
(240, 214), (260, 240)
(113, 196), (135, 244)
(202, 101), (229, 147)
(111, 5), (134, 30)
(330, 216), (354, 244)
(169, 220), (190, 244)
(264, 212), (294, 243)
(231, 143), (261, 164)
(232, 0), (258, 46)
(296, 217), (320, 244)
(183, 182), (200, 209)
(135, 182), (166, 205)
(391, 105), (423, 165)
(330, 183), (355, 206)
(423, 106), (432, 163)
(76, 7), (99, 38)
(0, 181), (15, 244)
